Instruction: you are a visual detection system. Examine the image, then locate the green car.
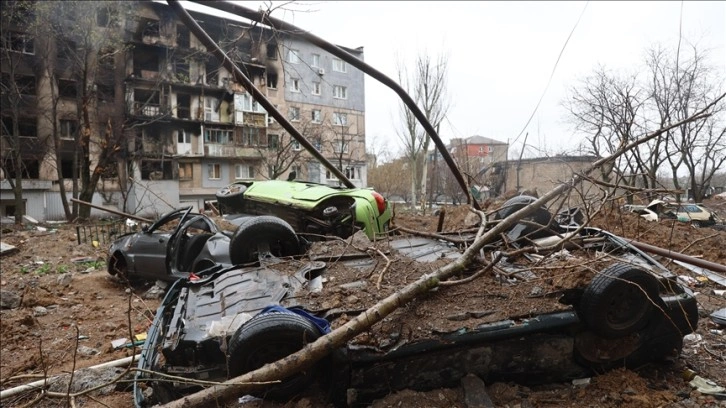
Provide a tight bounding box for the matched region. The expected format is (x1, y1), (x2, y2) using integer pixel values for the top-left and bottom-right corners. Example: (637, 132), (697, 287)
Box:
(216, 180), (392, 241)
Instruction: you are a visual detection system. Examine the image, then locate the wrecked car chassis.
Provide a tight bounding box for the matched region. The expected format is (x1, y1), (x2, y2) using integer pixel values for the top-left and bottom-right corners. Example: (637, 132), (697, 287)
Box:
(134, 226), (698, 406)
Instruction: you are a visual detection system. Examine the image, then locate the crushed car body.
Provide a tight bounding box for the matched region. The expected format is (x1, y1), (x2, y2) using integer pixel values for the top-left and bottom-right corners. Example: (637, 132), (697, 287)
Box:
(133, 213), (699, 406)
(107, 207), (305, 281)
(216, 180), (392, 241)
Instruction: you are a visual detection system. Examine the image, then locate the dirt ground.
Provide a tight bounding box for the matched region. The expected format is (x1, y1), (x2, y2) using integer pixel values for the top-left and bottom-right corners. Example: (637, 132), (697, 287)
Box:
(1, 197), (725, 407)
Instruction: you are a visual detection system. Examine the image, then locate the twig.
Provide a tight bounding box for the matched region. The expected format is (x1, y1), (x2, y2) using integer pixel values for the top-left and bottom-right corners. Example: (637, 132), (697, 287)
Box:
(374, 247), (392, 289)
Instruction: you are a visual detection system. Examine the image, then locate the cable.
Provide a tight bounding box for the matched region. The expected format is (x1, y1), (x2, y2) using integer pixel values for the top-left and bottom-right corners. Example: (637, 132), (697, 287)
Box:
(511, 1), (589, 148)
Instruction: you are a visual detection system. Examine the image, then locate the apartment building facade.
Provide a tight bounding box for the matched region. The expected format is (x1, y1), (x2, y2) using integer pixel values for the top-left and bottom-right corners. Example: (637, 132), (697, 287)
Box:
(0, 1), (368, 220)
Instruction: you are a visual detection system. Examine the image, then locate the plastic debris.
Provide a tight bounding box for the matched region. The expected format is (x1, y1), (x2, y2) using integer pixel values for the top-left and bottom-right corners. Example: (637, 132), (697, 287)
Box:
(689, 375), (726, 395)
(711, 308), (726, 326)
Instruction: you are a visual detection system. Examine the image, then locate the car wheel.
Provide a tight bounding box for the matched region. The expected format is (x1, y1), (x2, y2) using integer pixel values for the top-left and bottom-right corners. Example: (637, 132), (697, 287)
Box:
(227, 311), (321, 400)
(578, 263), (659, 338)
(108, 253), (129, 280)
(229, 216), (303, 264)
(692, 221), (702, 228)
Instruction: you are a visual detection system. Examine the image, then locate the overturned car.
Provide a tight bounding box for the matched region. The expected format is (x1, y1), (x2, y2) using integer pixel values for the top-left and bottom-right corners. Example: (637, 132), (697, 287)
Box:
(134, 208), (699, 407)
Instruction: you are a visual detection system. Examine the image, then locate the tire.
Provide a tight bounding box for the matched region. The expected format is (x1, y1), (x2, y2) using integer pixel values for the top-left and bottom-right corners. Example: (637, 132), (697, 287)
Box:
(578, 263), (659, 338)
(691, 221), (702, 228)
(229, 216), (303, 264)
(227, 311), (321, 400)
(108, 252), (129, 280)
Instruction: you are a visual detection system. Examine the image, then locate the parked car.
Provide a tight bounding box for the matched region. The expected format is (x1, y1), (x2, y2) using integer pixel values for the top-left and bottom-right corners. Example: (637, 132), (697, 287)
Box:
(107, 207), (305, 281)
(216, 180), (392, 241)
(133, 213), (698, 406)
(633, 200), (721, 227)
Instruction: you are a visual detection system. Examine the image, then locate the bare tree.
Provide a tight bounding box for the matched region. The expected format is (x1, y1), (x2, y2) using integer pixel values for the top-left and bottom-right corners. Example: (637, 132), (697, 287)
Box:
(396, 53), (449, 206)
(650, 44), (726, 202)
(567, 43), (725, 204)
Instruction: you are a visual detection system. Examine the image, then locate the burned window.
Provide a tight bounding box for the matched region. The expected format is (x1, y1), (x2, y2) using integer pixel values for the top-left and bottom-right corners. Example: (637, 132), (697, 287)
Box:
(58, 79), (77, 99)
(3, 157), (40, 179)
(266, 40), (277, 59)
(205, 61), (219, 86)
(133, 48), (159, 75)
(177, 25), (190, 48)
(176, 94), (191, 119)
(141, 160), (172, 180)
(133, 89), (160, 116)
(2, 74), (37, 96)
(175, 59), (190, 83)
(141, 18), (160, 38)
(16, 118), (37, 138)
(60, 157), (80, 179)
(266, 72), (278, 89)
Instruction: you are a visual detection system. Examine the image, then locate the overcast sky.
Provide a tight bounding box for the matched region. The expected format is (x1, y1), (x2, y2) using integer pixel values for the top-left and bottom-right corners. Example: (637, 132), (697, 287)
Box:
(187, 1), (725, 160)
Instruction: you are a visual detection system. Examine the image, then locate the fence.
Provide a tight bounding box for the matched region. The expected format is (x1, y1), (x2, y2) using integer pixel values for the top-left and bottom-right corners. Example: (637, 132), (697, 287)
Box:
(76, 220), (140, 246)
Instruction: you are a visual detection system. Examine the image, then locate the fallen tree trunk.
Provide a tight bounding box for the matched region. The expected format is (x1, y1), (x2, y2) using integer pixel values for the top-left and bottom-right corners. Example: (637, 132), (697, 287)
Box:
(160, 89), (722, 407)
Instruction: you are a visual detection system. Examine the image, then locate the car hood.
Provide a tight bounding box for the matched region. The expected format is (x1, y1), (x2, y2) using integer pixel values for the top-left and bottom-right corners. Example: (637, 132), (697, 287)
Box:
(245, 180), (376, 205)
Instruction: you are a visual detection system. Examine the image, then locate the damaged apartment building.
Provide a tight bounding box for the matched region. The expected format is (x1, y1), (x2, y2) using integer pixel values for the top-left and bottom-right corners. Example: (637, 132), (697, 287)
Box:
(0, 1), (368, 220)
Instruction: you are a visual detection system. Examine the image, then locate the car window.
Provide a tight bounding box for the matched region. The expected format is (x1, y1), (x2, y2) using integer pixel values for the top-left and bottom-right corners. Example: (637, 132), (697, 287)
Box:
(682, 205), (703, 213)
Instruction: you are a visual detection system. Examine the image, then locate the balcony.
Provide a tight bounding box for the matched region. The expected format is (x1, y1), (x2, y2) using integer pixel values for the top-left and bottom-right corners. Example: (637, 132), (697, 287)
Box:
(130, 101), (164, 117)
(204, 144), (262, 159)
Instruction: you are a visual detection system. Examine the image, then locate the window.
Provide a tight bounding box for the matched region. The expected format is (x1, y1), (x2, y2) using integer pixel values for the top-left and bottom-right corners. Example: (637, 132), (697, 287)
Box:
(56, 38), (76, 61)
(345, 166), (359, 180)
(177, 129), (191, 144)
(205, 61), (218, 86)
(333, 139), (348, 154)
(61, 158), (80, 179)
(311, 53), (320, 68)
(235, 164), (254, 180)
(59, 120), (77, 140)
(290, 78), (300, 92)
(286, 49), (300, 63)
(176, 94), (191, 119)
(266, 41), (277, 59)
(204, 128), (232, 143)
(3, 32), (35, 54)
(1, 117), (37, 137)
(311, 109), (322, 123)
(178, 162), (193, 180)
(332, 58), (346, 73)
(177, 25), (190, 48)
(333, 85), (347, 99)
(96, 6), (118, 27)
(267, 134), (279, 149)
(204, 97), (219, 121)
(58, 79), (77, 99)
(142, 19), (160, 38)
(312, 81), (321, 95)
(293, 140), (302, 151)
(207, 163), (221, 180)
(242, 127), (260, 146)
(289, 107), (300, 121)
(267, 72), (278, 89)
(332, 112), (348, 126)
(175, 59), (190, 83)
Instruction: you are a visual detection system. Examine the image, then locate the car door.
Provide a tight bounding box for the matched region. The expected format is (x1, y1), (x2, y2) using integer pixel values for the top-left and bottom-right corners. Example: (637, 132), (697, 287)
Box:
(129, 208), (190, 278)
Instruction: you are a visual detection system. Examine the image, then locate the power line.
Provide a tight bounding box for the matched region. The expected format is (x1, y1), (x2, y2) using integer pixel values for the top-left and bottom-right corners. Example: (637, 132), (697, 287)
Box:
(511, 1), (589, 148)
